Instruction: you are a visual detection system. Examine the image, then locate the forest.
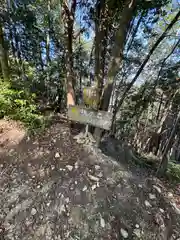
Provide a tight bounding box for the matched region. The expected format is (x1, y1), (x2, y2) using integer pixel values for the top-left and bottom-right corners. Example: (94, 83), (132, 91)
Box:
(1, 0), (180, 239)
(0, 0), (180, 178)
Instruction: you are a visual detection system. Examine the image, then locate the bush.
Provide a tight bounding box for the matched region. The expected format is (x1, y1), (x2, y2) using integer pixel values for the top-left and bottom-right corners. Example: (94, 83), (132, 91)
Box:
(0, 81), (45, 131)
(167, 162), (180, 181)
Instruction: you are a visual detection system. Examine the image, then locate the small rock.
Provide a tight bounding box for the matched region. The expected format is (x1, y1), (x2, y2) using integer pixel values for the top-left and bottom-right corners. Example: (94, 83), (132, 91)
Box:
(153, 185), (161, 193)
(66, 165), (73, 171)
(31, 208), (37, 215)
(133, 229), (141, 238)
(120, 228), (128, 238)
(144, 200), (152, 207)
(51, 165), (55, 170)
(32, 175), (35, 179)
(82, 186), (87, 191)
(28, 163), (31, 167)
(135, 224), (139, 228)
(40, 215), (43, 220)
(75, 181), (77, 185)
(55, 152), (60, 158)
(138, 184), (143, 188)
(47, 202), (50, 207)
(100, 217), (105, 228)
(37, 185), (41, 189)
(168, 192), (173, 198)
(149, 193), (156, 200)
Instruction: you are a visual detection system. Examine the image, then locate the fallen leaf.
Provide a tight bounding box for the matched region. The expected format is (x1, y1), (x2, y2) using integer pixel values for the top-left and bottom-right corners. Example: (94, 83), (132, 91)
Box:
(88, 173), (99, 182)
(55, 152), (60, 158)
(149, 193), (156, 200)
(100, 217), (105, 228)
(66, 165), (73, 171)
(120, 228), (128, 238)
(144, 200), (152, 207)
(82, 185), (87, 191)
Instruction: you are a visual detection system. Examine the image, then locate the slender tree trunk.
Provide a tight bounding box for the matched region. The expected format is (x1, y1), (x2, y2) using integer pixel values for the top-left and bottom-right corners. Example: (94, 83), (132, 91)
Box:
(156, 92), (163, 122)
(94, 0), (107, 108)
(157, 111), (180, 176)
(63, 0), (77, 107)
(45, 0), (51, 99)
(114, 10), (180, 121)
(46, 0), (51, 65)
(126, 10), (145, 53)
(0, 22), (9, 82)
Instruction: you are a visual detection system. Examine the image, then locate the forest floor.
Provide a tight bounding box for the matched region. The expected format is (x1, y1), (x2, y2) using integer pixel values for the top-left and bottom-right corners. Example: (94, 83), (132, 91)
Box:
(0, 119), (180, 240)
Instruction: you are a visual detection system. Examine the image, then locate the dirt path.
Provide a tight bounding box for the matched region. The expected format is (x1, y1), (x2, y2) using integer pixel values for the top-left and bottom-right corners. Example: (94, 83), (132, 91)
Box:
(0, 120), (180, 239)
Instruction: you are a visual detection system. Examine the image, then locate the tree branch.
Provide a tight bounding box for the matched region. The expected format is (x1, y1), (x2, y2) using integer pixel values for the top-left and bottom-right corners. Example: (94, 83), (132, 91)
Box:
(114, 10), (180, 118)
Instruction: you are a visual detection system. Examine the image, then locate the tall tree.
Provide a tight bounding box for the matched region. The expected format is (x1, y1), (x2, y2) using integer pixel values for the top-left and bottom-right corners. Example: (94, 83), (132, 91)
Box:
(62, 0), (77, 107)
(100, 0), (137, 111)
(0, 22), (10, 81)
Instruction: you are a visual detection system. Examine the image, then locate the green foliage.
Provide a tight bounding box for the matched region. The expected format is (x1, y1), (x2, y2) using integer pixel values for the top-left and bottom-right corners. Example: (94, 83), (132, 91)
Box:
(167, 162), (180, 181)
(0, 81), (44, 131)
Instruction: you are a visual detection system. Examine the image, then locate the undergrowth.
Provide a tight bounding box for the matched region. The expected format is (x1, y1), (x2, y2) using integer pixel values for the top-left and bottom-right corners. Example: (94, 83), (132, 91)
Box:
(0, 81), (45, 132)
(167, 162), (180, 182)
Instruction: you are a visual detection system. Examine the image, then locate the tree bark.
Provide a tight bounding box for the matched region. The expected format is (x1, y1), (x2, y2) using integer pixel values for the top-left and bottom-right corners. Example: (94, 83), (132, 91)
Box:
(0, 22), (9, 82)
(62, 0), (77, 107)
(94, 0), (107, 108)
(100, 0), (136, 112)
(94, 0), (136, 143)
(46, 0), (51, 65)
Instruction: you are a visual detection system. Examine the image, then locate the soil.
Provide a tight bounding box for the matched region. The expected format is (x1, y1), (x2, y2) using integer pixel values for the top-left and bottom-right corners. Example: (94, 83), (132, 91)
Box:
(0, 119), (180, 240)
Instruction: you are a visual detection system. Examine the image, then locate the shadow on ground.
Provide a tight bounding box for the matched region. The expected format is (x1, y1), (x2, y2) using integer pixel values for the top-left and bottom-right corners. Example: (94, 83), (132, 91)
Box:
(0, 121), (180, 240)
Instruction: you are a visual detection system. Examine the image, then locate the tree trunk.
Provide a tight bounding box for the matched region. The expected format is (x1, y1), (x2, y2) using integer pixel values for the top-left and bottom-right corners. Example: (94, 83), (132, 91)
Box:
(62, 0), (77, 107)
(156, 92), (163, 122)
(100, 0), (136, 112)
(157, 111), (180, 176)
(0, 22), (9, 82)
(126, 10), (145, 53)
(94, 0), (107, 108)
(93, 0), (136, 143)
(46, 0), (51, 65)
